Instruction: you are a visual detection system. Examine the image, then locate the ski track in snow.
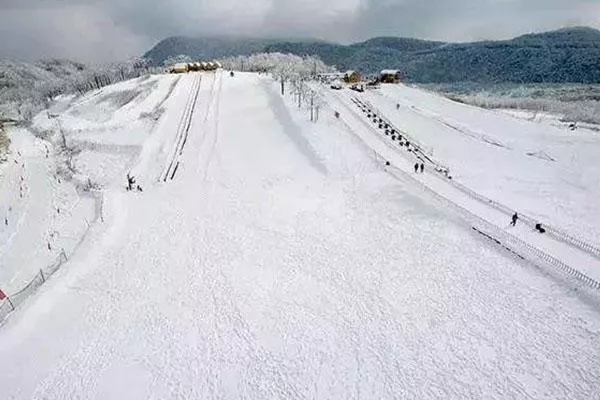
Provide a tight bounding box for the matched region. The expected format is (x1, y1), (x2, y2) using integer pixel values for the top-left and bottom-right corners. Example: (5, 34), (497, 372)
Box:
(0, 73), (599, 399)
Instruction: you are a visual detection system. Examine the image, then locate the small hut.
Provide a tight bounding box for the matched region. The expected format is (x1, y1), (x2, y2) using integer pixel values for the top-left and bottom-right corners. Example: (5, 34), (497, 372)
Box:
(344, 70), (362, 83)
(188, 62), (201, 72)
(380, 70), (402, 83)
(170, 63), (189, 74)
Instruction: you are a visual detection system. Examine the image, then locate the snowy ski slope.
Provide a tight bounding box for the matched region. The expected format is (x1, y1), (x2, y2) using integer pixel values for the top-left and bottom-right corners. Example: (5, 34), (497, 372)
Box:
(0, 72), (599, 399)
(364, 84), (600, 244)
(324, 88), (600, 287)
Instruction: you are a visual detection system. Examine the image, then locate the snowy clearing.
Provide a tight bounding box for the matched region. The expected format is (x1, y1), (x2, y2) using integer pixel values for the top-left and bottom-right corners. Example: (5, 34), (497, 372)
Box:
(0, 72), (599, 399)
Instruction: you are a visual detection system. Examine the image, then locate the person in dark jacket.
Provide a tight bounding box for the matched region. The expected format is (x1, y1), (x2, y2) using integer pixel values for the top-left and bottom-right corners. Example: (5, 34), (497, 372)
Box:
(414, 163), (419, 173)
(511, 212), (518, 227)
(127, 173), (136, 191)
(420, 163), (424, 173)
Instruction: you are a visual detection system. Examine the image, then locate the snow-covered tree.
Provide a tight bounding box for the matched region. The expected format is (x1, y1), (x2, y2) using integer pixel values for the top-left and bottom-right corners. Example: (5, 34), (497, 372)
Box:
(163, 55), (193, 67)
(220, 52), (334, 96)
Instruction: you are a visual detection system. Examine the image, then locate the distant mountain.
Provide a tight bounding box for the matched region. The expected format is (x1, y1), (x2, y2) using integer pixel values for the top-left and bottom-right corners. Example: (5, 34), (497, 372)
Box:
(144, 37), (297, 66)
(145, 27), (600, 83)
(265, 27), (600, 83)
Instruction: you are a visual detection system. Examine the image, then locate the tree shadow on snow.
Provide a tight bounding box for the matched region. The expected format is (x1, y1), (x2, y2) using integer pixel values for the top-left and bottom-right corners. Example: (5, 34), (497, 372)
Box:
(261, 81), (327, 176)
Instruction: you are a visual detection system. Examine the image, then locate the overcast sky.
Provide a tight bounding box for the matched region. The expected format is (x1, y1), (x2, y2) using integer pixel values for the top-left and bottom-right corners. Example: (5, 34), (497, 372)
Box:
(1, 0), (599, 63)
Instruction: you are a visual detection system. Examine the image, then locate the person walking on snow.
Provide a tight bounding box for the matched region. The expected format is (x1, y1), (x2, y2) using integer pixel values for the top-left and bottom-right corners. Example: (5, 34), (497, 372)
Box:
(511, 212), (518, 227)
(127, 173), (136, 191)
(420, 163), (424, 173)
(414, 163), (419, 173)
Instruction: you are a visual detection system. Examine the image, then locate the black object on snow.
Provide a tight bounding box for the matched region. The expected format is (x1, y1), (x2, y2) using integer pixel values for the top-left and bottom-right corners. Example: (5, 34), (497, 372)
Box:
(127, 174), (136, 191)
(535, 223), (546, 233)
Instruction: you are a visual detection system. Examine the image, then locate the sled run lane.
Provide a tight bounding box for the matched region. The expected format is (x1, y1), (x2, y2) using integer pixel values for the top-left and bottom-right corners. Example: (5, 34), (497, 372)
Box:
(0, 72), (599, 399)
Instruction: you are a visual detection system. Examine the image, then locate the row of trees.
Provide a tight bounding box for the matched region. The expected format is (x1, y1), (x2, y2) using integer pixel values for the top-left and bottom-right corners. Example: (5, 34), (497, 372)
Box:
(0, 126), (8, 160)
(0, 58), (161, 124)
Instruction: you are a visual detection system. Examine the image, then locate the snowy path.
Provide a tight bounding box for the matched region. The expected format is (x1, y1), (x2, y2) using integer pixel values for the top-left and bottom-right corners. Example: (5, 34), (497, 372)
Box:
(326, 89), (600, 286)
(0, 73), (599, 399)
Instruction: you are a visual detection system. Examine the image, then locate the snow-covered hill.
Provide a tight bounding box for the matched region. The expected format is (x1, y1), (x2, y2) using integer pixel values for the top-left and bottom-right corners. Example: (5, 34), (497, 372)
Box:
(0, 72), (599, 399)
(0, 73), (180, 294)
(0, 58), (159, 124)
(356, 84), (600, 244)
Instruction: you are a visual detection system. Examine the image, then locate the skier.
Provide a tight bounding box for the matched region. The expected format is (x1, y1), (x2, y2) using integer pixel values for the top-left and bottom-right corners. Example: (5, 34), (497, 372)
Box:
(396, 103), (400, 110)
(230, 71), (235, 77)
(414, 163), (419, 173)
(511, 212), (518, 227)
(420, 163), (424, 173)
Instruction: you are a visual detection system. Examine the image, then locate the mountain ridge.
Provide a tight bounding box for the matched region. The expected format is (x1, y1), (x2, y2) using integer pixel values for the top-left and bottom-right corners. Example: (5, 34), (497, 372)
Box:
(144, 27), (600, 83)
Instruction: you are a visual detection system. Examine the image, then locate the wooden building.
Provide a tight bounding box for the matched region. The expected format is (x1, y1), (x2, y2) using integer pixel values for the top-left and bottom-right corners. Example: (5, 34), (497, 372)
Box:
(380, 69), (402, 83)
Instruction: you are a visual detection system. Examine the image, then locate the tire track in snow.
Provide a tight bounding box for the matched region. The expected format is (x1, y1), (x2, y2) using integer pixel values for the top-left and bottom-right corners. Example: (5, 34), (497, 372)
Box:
(161, 74), (202, 182)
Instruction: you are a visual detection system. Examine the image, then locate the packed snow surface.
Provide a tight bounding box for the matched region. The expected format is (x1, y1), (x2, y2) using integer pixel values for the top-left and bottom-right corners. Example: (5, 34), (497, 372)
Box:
(0, 73), (599, 399)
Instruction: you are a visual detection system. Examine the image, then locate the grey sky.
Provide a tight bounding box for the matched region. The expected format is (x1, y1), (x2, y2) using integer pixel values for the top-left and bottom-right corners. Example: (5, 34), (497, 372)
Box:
(0, 0), (599, 63)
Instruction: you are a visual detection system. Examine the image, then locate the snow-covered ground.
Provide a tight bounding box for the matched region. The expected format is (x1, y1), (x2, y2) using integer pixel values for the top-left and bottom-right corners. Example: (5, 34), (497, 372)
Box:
(361, 84), (600, 245)
(0, 128), (93, 292)
(499, 109), (600, 133)
(0, 72), (599, 399)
